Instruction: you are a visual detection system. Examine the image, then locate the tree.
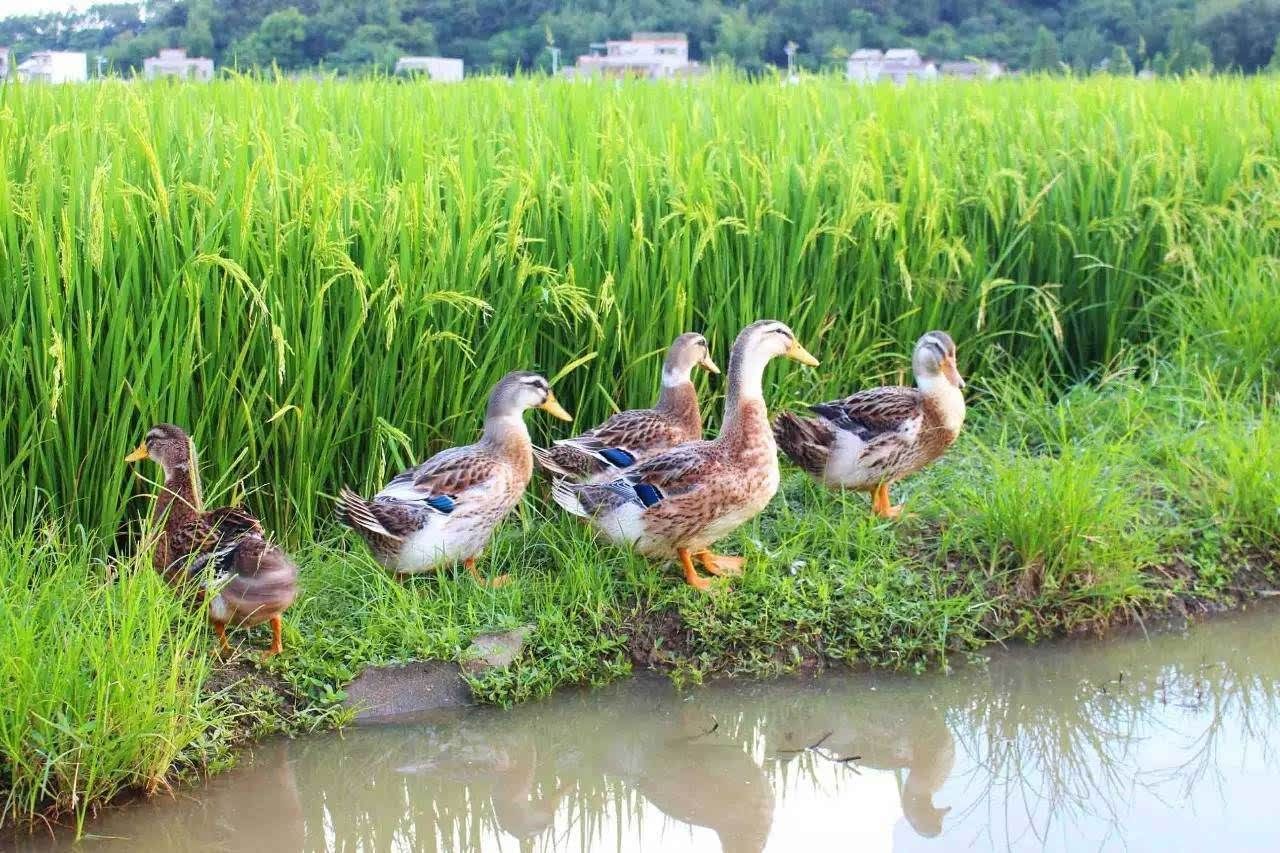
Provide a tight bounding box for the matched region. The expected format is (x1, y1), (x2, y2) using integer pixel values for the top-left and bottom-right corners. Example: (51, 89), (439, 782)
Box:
(1063, 25), (1107, 73)
(1108, 44), (1134, 75)
(1198, 0), (1280, 72)
(710, 4), (768, 71)
(232, 6), (308, 70)
(3, 0), (1277, 78)
(183, 10), (214, 58)
(1160, 15), (1212, 75)
(1269, 33), (1280, 73)
(1029, 25), (1061, 73)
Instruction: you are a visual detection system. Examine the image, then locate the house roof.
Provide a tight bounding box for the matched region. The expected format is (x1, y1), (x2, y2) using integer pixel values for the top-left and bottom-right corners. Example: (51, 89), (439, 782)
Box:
(627, 32), (687, 43)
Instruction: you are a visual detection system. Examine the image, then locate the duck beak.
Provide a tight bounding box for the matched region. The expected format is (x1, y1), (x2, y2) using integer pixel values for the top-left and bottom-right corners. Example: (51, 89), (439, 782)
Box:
(539, 391), (573, 422)
(124, 442), (149, 463)
(785, 340), (820, 368)
(698, 354), (721, 375)
(943, 358), (965, 389)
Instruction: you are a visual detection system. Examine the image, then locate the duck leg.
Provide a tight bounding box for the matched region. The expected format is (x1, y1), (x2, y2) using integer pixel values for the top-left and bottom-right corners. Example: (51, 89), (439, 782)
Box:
(263, 615), (284, 659)
(465, 557), (512, 589)
(212, 621), (232, 658)
(696, 551), (745, 577)
(678, 548), (712, 591)
(871, 483), (903, 519)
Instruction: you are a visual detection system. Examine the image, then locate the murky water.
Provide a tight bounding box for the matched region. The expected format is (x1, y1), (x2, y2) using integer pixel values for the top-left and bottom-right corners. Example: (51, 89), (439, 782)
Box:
(20, 603), (1280, 852)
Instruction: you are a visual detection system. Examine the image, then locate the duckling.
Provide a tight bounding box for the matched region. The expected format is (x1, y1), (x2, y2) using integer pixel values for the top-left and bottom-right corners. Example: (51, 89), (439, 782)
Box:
(536, 332), (719, 480)
(337, 371), (572, 586)
(774, 331), (965, 518)
(125, 424), (298, 658)
(551, 321), (818, 590)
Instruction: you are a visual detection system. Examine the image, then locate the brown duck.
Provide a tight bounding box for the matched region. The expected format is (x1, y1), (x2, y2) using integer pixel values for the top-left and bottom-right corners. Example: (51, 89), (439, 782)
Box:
(552, 321), (819, 590)
(774, 331), (966, 517)
(536, 332), (719, 480)
(336, 371), (572, 586)
(125, 424), (298, 657)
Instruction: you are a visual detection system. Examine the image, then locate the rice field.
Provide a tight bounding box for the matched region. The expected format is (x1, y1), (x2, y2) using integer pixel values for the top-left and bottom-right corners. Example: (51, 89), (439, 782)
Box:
(1, 74), (1278, 832)
(2, 74), (1276, 537)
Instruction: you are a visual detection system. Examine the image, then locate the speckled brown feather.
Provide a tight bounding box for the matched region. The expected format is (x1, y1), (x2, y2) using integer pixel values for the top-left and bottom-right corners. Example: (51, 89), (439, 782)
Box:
(399, 442), (528, 500)
(772, 411), (834, 476)
(811, 386), (924, 438)
(778, 387), (962, 490)
(542, 381), (702, 478)
(150, 484), (296, 625)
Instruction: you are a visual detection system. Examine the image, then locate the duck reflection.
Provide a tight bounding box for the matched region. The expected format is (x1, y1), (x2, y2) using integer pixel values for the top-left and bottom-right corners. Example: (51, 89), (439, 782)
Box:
(31, 605), (1280, 853)
(595, 689), (775, 853)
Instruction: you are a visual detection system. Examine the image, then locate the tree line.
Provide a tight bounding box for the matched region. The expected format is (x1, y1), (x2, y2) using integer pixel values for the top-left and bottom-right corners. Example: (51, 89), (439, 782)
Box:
(3, 0), (1279, 76)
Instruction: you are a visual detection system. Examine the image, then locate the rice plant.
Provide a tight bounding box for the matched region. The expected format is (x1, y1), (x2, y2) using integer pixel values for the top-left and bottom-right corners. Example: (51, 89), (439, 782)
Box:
(3, 74), (1278, 539)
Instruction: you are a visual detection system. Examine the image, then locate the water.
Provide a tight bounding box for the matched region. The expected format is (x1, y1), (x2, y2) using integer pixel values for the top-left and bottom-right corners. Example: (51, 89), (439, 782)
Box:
(20, 603), (1280, 852)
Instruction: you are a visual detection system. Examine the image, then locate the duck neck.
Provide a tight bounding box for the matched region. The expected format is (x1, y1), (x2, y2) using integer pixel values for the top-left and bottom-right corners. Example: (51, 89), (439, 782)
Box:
(718, 343), (772, 451)
(916, 374), (966, 435)
(155, 457), (202, 530)
(482, 412), (533, 464)
(655, 369), (700, 434)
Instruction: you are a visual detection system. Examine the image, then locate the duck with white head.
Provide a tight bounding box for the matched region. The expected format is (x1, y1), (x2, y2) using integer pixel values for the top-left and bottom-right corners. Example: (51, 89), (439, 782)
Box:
(774, 331), (966, 518)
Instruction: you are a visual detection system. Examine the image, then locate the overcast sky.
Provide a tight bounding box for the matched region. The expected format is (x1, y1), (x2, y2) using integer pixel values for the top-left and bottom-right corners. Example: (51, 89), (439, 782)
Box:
(0, 1), (87, 14)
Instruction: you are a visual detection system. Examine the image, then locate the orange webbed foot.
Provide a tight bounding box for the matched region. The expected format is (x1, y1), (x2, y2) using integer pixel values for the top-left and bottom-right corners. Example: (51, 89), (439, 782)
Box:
(678, 549), (714, 592)
(697, 552), (745, 577)
(465, 558), (512, 589)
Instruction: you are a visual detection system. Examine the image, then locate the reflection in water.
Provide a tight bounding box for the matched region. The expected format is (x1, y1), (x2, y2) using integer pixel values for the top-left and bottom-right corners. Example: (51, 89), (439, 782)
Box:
(24, 603), (1280, 852)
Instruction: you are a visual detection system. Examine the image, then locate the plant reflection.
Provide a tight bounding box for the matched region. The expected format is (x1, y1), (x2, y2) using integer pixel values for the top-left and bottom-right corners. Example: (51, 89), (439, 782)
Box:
(23, 605), (1280, 852)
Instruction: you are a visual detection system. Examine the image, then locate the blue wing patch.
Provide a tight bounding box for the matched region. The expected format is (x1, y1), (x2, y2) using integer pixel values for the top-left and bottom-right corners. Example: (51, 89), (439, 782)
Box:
(424, 495), (456, 514)
(599, 447), (637, 468)
(633, 483), (664, 508)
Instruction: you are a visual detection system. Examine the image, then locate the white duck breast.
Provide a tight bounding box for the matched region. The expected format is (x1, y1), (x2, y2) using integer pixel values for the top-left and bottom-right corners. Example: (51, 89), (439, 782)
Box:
(386, 470), (518, 575)
(823, 412), (924, 488)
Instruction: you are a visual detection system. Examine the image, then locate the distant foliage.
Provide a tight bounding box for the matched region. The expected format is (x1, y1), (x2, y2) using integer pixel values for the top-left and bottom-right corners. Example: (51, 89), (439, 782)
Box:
(0, 0), (1263, 75)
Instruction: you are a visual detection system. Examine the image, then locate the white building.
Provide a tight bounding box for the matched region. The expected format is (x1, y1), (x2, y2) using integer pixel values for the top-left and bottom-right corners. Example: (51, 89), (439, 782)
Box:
(847, 48), (937, 85)
(16, 50), (88, 83)
(394, 56), (464, 81)
(143, 48), (214, 81)
(572, 32), (698, 79)
(938, 60), (1003, 80)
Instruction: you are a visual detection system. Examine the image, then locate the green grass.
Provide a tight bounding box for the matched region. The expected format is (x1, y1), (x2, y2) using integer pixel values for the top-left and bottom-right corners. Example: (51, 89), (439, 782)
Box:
(1, 73), (1279, 832)
(0, 532), (223, 833)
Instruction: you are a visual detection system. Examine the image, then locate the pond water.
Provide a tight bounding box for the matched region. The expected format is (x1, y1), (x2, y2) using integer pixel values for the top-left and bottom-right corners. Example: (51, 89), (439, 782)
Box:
(20, 602), (1280, 852)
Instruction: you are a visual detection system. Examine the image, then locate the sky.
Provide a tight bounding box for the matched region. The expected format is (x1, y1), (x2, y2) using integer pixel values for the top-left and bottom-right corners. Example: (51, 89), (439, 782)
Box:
(0, 0), (87, 15)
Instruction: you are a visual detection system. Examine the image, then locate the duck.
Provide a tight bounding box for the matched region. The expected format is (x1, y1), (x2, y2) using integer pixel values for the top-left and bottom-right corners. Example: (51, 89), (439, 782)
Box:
(337, 371), (572, 586)
(535, 332), (719, 480)
(773, 331), (965, 518)
(125, 424), (298, 658)
(551, 321), (818, 590)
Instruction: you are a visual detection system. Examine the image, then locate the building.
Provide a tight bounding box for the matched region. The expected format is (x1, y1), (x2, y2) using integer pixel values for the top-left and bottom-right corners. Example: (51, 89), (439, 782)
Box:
(16, 51), (87, 83)
(571, 32), (699, 79)
(939, 60), (1003, 80)
(143, 48), (214, 81)
(846, 48), (938, 84)
(394, 56), (464, 81)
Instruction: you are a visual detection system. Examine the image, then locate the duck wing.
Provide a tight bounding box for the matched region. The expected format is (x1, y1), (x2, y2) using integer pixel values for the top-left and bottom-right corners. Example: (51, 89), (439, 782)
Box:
(553, 441), (713, 517)
(544, 408), (687, 476)
(167, 506), (265, 582)
(375, 444), (499, 515)
(810, 386), (924, 441)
